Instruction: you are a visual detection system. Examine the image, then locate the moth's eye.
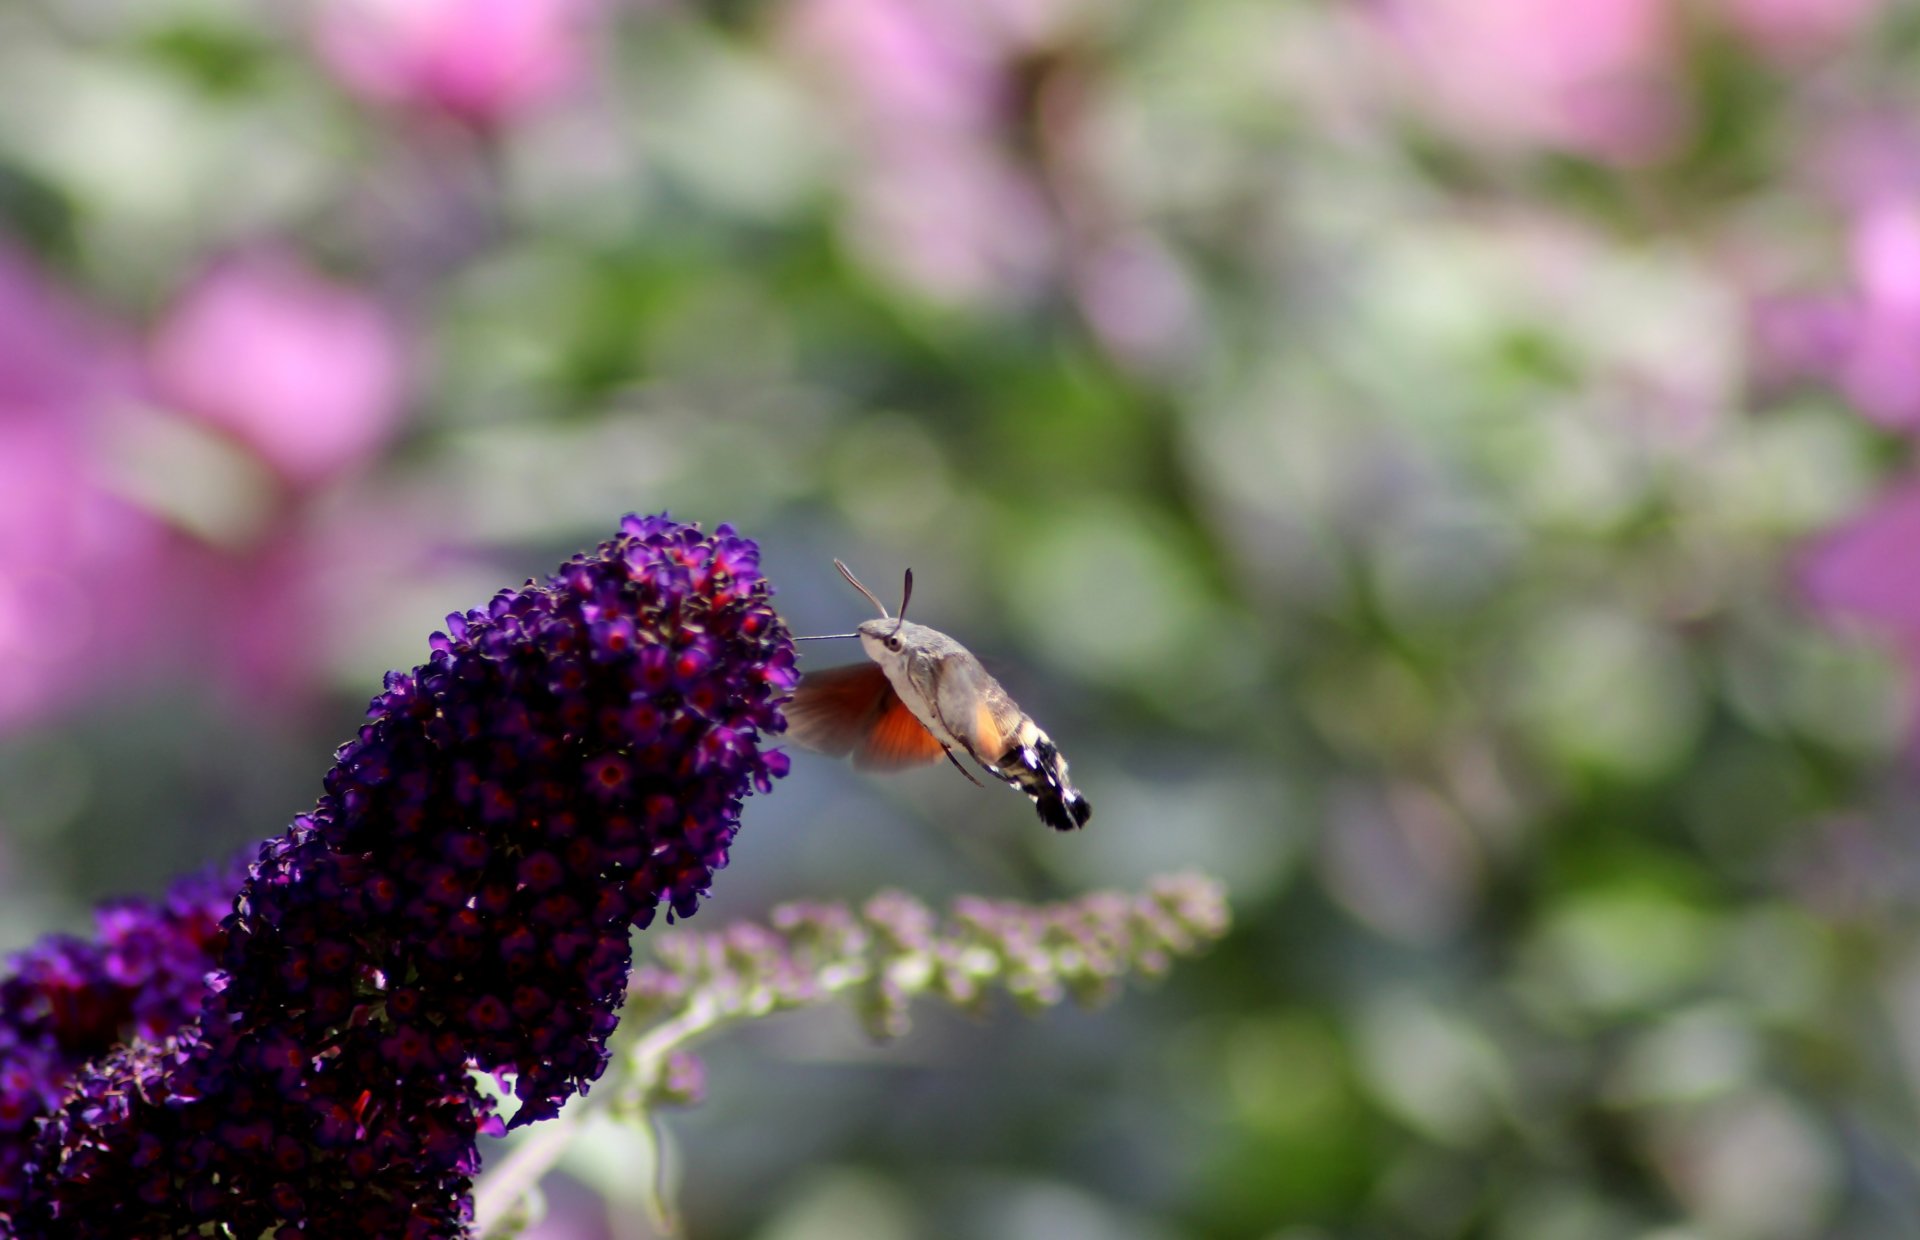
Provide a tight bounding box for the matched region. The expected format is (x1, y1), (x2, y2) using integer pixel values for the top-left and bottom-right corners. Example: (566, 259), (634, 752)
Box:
(886, 637), (902, 652)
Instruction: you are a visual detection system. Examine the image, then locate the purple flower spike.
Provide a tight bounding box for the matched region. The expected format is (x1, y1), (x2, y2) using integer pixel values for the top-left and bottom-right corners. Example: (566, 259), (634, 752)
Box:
(17, 515), (790, 1238)
(0, 854), (247, 1226)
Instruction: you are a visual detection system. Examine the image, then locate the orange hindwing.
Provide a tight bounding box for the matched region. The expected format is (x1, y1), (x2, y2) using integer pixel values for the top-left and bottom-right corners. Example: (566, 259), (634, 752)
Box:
(788, 663), (944, 770)
(854, 693), (946, 770)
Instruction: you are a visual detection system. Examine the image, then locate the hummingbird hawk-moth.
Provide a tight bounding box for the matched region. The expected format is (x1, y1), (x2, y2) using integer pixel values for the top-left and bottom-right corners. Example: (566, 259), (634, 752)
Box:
(786, 561), (1092, 832)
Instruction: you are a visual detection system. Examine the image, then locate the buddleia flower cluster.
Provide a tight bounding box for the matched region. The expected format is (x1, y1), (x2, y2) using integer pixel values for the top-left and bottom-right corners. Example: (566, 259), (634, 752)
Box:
(0, 856), (247, 1223)
(11, 515), (793, 1238)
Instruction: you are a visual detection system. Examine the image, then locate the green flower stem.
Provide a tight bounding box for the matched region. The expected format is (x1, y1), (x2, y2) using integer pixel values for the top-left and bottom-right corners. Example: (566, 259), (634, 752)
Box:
(473, 995), (715, 1237)
(473, 958), (880, 1236)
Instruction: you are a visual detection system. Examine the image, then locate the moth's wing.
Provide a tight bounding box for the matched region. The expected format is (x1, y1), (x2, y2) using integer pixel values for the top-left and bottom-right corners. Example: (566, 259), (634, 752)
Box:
(788, 662), (945, 771)
(851, 694), (947, 770)
(930, 654), (1024, 765)
(786, 663), (894, 757)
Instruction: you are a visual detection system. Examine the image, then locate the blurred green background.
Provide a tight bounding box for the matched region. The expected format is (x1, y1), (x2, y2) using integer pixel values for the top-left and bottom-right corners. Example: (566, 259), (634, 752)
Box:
(7, 0), (1920, 1236)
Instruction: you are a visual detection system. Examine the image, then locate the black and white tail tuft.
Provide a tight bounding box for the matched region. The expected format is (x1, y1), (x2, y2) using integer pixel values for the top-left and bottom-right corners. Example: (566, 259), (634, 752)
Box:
(995, 724), (1091, 832)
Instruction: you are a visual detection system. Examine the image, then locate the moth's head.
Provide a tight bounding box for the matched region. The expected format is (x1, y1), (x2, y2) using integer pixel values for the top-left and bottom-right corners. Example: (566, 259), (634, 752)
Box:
(854, 616), (901, 664)
(854, 616), (936, 665)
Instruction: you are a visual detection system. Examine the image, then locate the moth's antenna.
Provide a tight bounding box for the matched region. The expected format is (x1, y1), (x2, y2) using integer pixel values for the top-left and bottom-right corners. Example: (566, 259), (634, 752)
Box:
(833, 558), (889, 618)
(890, 568), (913, 638)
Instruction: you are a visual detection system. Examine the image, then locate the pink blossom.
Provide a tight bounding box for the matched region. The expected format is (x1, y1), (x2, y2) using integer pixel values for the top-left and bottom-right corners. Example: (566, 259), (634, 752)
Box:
(0, 249), (423, 726)
(1759, 201), (1920, 428)
(0, 250), (170, 730)
(149, 253), (406, 487)
(1749, 293), (1860, 392)
(1372, 0), (1687, 166)
(783, 0), (1061, 307)
(1802, 111), (1920, 214)
(1837, 202), (1920, 428)
(1804, 480), (1920, 636)
(1801, 478), (1920, 738)
(1853, 202), (1920, 311)
(849, 144), (1057, 307)
(312, 0), (601, 129)
(786, 0), (1004, 138)
(1713, 0), (1884, 61)
(167, 492), (449, 709)
(1072, 235), (1199, 371)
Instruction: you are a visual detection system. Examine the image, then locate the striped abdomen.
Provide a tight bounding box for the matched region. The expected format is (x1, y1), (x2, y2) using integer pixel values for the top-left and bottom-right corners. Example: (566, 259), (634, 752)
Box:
(994, 720), (1091, 832)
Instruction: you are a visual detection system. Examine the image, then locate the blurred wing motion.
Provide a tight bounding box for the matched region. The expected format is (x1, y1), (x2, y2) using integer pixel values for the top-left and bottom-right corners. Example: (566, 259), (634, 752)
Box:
(787, 663), (945, 771)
